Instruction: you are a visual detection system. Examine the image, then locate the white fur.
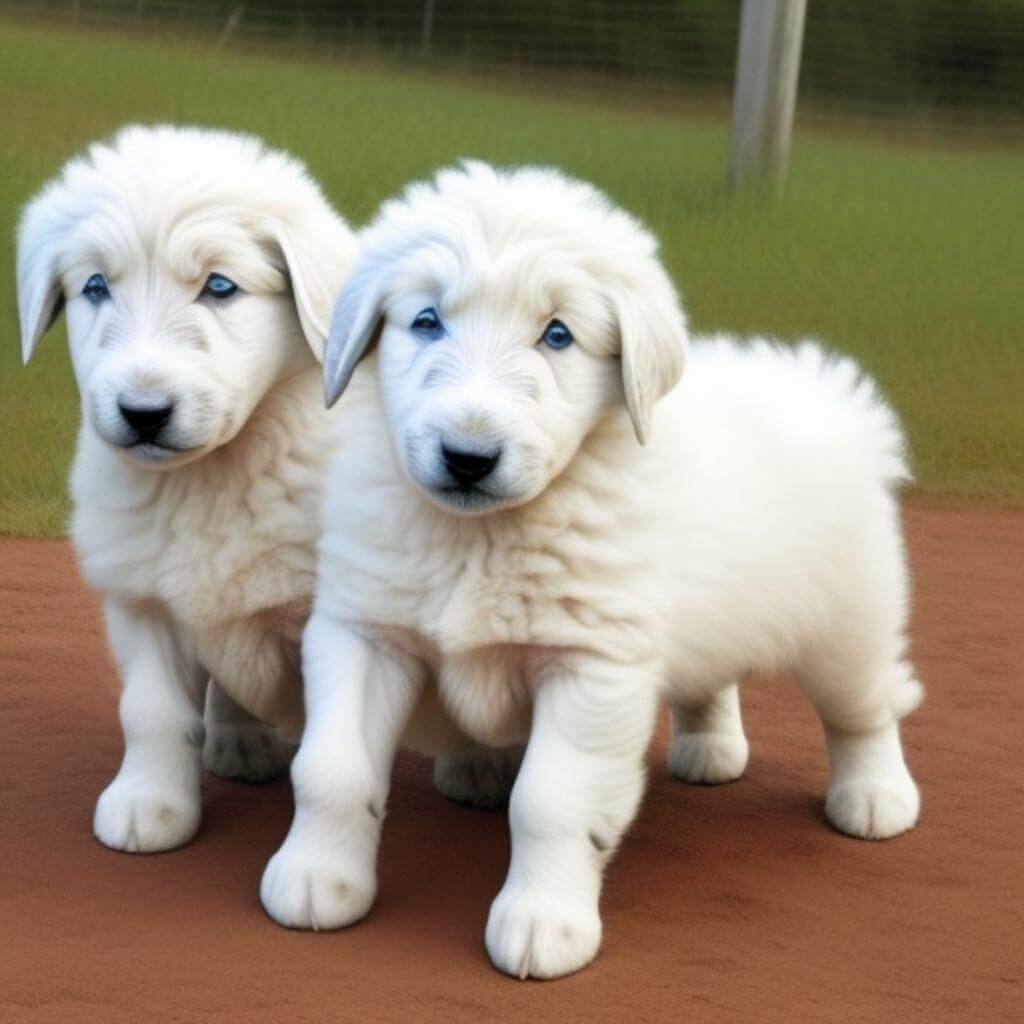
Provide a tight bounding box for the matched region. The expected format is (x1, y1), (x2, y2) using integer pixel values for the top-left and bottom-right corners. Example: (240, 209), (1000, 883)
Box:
(261, 162), (923, 978)
(16, 125), (357, 851)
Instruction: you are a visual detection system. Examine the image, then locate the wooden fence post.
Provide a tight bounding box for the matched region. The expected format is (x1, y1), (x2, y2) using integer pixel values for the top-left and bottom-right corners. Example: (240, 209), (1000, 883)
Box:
(728, 0), (807, 189)
(421, 0), (436, 54)
(217, 6), (245, 49)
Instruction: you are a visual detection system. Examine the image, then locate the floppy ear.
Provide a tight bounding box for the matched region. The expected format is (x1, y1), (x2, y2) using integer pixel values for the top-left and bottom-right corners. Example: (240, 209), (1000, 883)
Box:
(270, 213), (357, 364)
(16, 198), (67, 364)
(611, 269), (687, 445)
(322, 247), (391, 408)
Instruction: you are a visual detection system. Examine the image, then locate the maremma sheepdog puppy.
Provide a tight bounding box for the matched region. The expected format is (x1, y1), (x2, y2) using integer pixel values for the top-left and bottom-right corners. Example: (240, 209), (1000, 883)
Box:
(16, 125), (356, 853)
(260, 161), (924, 979)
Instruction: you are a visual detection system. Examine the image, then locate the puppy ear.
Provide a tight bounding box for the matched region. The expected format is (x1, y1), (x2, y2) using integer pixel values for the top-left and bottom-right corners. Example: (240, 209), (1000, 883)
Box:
(323, 248), (390, 408)
(16, 198), (67, 364)
(611, 269), (687, 445)
(271, 214), (356, 364)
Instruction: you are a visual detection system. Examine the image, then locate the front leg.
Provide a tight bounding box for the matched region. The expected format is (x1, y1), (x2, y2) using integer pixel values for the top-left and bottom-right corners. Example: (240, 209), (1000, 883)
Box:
(260, 610), (425, 930)
(94, 599), (205, 853)
(486, 657), (659, 980)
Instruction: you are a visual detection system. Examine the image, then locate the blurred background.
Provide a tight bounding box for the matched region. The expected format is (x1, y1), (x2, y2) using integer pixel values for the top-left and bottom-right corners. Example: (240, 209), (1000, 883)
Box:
(2, 0), (1022, 534)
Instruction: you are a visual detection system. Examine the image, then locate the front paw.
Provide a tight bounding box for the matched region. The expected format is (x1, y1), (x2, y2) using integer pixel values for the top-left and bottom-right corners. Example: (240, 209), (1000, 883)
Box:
(826, 770), (920, 840)
(260, 838), (376, 931)
(203, 721), (295, 783)
(94, 777), (200, 853)
(485, 885), (602, 980)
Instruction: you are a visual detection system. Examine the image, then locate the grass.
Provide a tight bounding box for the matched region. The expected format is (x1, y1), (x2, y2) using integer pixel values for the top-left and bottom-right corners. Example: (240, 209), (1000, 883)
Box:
(1, 17), (1022, 537)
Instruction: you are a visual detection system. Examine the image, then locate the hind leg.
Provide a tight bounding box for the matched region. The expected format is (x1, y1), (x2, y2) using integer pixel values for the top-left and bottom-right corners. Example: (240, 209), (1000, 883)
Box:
(433, 745), (523, 809)
(668, 684), (749, 785)
(203, 680), (295, 783)
(799, 650), (922, 840)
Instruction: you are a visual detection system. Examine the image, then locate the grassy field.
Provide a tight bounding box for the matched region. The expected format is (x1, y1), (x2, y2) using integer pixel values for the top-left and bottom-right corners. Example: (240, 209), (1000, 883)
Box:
(1, 17), (1021, 536)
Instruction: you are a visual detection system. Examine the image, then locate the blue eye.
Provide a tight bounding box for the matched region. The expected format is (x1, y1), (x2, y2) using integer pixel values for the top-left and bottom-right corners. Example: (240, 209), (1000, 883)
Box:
(202, 273), (238, 299)
(82, 273), (110, 304)
(411, 306), (444, 341)
(541, 319), (573, 350)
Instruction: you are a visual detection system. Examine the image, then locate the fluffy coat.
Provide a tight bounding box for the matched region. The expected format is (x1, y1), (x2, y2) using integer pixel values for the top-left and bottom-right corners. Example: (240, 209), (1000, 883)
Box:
(261, 162), (923, 979)
(16, 125), (356, 851)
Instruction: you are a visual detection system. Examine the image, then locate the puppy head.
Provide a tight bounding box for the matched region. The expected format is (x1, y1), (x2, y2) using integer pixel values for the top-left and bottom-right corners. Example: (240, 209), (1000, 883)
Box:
(17, 124), (354, 469)
(324, 161), (686, 515)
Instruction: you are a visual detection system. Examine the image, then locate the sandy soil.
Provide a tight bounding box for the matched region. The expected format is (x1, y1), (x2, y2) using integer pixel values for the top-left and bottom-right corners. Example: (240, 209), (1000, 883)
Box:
(1, 506), (1021, 1023)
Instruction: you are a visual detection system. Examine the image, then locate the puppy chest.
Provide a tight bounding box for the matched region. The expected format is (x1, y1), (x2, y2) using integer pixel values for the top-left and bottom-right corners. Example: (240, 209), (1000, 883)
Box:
(194, 611), (304, 729)
(435, 646), (559, 747)
(80, 497), (316, 621)
(424, 560), (655, 664)
(179, 546), (315, 627)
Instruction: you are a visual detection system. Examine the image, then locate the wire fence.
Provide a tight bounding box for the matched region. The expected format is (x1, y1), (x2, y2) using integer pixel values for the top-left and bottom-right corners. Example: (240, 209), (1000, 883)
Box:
(3, 0), (1022, 132)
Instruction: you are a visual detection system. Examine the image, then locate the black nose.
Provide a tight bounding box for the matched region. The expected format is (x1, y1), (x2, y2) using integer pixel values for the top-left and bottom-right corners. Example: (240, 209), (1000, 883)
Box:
(441, 444), (501, 487)
(118, 398), (174, 438)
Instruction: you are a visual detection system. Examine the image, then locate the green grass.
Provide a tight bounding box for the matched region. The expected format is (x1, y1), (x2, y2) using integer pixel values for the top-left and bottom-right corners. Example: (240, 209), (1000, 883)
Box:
(2, 18), (1022, 537)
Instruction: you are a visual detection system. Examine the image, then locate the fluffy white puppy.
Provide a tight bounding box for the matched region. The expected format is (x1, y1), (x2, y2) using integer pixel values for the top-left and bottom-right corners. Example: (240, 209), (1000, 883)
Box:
(16, 125), (356, 852)
(260, 162), (923, 979)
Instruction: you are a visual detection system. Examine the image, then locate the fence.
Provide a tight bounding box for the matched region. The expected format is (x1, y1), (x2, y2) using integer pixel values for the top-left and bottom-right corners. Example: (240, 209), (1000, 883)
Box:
(2, 0), (1022, 131)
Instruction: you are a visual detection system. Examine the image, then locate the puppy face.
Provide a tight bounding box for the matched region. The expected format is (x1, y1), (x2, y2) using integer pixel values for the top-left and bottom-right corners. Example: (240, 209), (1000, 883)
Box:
(324, 162), (687, 515)
(18, 125), (353, 469)
(60, 233), (308, 466)
(374, 256), (624, 513)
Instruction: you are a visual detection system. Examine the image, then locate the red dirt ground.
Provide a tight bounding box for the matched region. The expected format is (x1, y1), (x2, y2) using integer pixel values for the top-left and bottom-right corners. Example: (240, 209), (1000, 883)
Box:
(1, 506), (1021, 1023)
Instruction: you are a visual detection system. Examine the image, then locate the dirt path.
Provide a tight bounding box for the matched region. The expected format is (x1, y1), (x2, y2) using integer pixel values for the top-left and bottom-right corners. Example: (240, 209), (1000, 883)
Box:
(1, 506), (1021, 1023)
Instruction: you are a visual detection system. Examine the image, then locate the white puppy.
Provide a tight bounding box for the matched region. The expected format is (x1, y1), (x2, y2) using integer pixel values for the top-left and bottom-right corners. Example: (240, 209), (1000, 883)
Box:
(16, 125), (356, 852)
(260, 162), (923, 979)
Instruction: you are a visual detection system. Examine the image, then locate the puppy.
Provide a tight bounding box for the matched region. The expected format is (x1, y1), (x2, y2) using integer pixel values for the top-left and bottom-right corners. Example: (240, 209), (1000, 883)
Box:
(260, 162), (922, 978)
(16, 125), (356, 852)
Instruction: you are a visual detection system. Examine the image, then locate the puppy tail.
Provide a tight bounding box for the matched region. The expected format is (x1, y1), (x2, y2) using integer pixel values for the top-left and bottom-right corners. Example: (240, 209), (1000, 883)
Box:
(793, 340), (913, 490)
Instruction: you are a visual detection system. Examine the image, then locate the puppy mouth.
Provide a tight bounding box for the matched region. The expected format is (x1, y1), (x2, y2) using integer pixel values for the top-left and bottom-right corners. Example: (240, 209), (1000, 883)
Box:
(114, 437), (196, 462)
(434, 482), (502, 507)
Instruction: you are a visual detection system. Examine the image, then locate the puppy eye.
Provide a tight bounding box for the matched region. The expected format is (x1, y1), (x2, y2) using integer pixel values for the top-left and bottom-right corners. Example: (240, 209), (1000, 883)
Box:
(201, 273), (239, 299)
(411, 306), (444, 341)
(82, 273), (110, 304)
(540, 319), (573, 351)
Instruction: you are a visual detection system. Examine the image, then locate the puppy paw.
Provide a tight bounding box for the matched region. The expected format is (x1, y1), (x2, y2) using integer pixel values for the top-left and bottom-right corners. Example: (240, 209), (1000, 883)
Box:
(668, 731), (749, 785)
(433, 747), (521, 809)
(826, 771), (920, 840)
(485, 886), (602, 980)
(203, 721), (294, 783)
(260, 839), (375, 931)
(94, 777), (200, 853)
